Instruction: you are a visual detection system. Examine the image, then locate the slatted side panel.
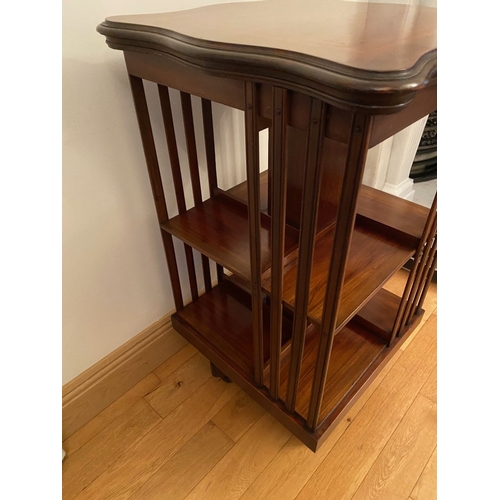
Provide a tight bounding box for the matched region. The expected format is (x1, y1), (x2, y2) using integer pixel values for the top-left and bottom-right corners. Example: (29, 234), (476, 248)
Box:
(157, 85), (200, 301)
(285, 98), (326, 412)
(415, 242), (437, 313)
(306, 114), (374, 431)
(179, 91), (213, 294)
(408, 233), (437, 318)
(129, 76), (222, 309)
(244, 82), (264, 386)
(128, 76), (184, 311)
(201, 98), (225, 285)
(390, 194), (437, 342)
(269, 87), (288, 400)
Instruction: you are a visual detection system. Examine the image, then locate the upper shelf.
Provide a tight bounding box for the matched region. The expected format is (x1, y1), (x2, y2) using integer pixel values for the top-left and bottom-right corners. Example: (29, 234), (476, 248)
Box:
(161, 194), (299, 281)
(97, 0), (436, 111)
(228, 171), (429, 248)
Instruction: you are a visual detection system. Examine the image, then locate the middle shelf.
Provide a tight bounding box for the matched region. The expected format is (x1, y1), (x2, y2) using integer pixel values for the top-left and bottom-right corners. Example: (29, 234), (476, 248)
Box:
(161, 171), (427, 327)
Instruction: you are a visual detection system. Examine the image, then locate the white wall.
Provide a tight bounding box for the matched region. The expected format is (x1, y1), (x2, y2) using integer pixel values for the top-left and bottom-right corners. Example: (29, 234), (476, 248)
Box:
(62, 0), (254, 384)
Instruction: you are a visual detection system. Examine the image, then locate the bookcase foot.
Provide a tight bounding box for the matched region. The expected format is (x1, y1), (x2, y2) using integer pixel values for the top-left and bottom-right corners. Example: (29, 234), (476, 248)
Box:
(210, 362), (232, 383)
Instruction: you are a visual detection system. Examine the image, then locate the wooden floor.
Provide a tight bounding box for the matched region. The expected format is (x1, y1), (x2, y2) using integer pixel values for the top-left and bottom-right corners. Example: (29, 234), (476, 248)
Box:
(62, 269), (437, 500)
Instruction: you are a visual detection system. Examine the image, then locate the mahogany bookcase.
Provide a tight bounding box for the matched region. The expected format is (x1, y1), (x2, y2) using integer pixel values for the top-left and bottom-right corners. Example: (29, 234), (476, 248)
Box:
(98, 0), (437, 452)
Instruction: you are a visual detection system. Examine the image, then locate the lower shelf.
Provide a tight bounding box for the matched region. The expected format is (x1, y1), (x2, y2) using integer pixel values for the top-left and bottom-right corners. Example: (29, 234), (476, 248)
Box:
(264, 318), (386, 424)
(172, 276), (423, 451)
(173, 279), (293, 380)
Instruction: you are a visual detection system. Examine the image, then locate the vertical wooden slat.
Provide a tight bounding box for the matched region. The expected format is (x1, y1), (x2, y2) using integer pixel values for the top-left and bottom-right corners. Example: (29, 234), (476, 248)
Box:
(129, 76), (183, 311)
(180, 91), (203, 205)
(201, 98), (224, 284)
(285, 99), (326, 412)
(201, 98), (218, 197)
(306, 113), (374, 431)
(157, 85), (199, 301)
(402, 217), (437, 327)
(407, 232), (437, 321)
(269, 87), (288, 400)
(180, 91), (212, 293)
(158, 85), (186, 212)
(415, 250), (437, 314)
(245, 81), (264, 386)
(391, 194), (437, 341)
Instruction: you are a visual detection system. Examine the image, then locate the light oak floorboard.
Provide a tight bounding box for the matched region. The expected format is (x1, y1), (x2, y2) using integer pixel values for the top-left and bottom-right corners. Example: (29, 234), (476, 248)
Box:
(74, 377), (239, 500)
(410, 446), (437, 500)
(62, 399), (162, 500)
(128, 421), (234, 500)
(239, 348), (404, 500)
(420, 366), (437, 403)
(145, 352), (212, 417)
(295, 314), (437, 500)
(351, 393), (437, 500)
(63, 373), (161, 457)
(153, 343), (199, 381)
(211, 390), (266, 442)
(184, 413), (291, 500)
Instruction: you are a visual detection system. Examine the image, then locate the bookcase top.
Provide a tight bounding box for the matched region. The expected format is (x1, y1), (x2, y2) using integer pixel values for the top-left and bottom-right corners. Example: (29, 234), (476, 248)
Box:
(98, 0), (436, 109)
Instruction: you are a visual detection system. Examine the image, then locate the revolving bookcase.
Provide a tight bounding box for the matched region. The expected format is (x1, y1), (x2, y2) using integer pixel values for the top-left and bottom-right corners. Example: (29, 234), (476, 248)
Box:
(98, 0), (437, 451)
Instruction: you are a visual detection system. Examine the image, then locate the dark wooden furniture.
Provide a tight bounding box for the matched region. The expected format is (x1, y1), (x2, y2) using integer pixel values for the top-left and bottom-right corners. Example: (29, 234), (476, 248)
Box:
(98, 0), (437, 452)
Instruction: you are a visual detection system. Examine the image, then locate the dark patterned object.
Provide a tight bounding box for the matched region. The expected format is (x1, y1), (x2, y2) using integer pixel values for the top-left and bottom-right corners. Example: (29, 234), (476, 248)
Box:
(410, 111), (437, 182)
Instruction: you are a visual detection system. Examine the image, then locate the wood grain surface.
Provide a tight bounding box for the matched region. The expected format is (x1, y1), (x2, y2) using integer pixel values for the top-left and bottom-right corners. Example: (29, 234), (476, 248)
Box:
(98, 1), (436, 110)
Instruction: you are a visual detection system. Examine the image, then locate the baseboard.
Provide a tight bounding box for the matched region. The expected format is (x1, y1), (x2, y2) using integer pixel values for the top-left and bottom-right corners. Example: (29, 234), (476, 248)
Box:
(62, 311), (187, 440)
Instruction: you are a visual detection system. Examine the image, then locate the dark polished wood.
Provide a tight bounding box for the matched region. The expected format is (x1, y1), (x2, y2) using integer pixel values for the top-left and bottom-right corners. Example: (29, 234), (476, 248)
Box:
(391, 195), (437, 342)
(157, 84), (199, 301)
(128, 76), (184, 311)
(307, 113), (374, 431)
(409, 234), (437, 319)
(416, 251), (437, 313)
(228, 170), (430, 248)
(174, 277), (425, 450)
(370, 83), (437, 148)
(263, 221), (415, 329)
(269, 87), (288, 400)
(98, 1), (436, 111)
(179, 91), (213, 293)
(401, 216), (437, 328)
(99, 2), (437, 452)
(125, 48), (432, 146)
(356, 184), (430, 247)
(125, 51), (245, 111)
(277, 320), (386, 424)
(200, 98), (225, 284)
(245, 82), (265, 386)
(173, 279), (293, 383)
(286, 99), (326, 413)
(160, 195), (300, 281)
(201, 98), (218, 197)
(352, 288), (402, 343)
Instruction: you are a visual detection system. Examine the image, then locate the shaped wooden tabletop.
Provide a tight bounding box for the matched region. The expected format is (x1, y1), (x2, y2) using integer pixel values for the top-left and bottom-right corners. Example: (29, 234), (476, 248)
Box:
(98, 0), (437, 110)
